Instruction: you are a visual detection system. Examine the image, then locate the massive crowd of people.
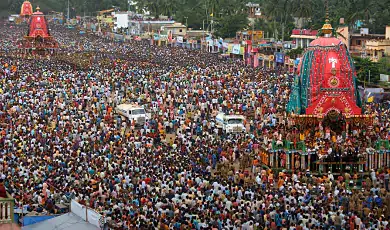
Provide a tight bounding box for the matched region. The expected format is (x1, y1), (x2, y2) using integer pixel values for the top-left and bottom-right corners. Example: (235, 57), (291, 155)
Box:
(0, 21), (390, 229)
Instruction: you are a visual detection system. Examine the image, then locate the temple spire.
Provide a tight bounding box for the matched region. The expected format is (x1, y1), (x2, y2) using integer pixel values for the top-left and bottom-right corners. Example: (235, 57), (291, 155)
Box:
(321, 0), (333, 36)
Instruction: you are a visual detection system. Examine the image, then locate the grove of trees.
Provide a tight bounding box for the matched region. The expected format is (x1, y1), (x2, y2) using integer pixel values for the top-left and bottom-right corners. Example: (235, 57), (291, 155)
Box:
(3, 0), (390, 39)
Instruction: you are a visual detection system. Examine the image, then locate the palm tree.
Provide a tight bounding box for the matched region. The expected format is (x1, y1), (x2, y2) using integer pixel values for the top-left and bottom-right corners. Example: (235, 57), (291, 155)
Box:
(264, 0), (280, 40)
(292, 0), (313, 20)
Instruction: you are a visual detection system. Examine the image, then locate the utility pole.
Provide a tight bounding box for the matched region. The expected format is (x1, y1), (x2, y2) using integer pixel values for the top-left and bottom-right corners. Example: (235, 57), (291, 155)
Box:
(202, 20), (205, 51)
(127, 0), (131, 35)
(85, 199), (89, 222)
(252, 22), (254, 45)
(282, 23), (285, 52)
(205, 1), (208, 31)
(368, 70), (371, 84)
(252, 23), (255, 67)
(211, 19), (213, 35)
(67, 0), (70, 22)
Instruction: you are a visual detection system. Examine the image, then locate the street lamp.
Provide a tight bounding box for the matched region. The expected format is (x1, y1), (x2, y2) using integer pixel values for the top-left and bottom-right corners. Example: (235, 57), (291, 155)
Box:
(184, 16), (188, 27)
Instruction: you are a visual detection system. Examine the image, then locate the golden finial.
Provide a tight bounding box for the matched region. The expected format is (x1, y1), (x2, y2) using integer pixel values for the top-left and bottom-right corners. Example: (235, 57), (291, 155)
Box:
(321, 0), (333, 35)
(36, 6), (40, 11)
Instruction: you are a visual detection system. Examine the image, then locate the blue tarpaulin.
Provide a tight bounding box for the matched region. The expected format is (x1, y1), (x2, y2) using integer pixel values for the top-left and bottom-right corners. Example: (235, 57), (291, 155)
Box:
(23, 215), (57, 226)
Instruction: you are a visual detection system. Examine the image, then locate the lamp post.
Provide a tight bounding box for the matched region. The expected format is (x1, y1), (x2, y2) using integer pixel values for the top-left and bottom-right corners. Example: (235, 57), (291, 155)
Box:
(184, 16), (188, 27)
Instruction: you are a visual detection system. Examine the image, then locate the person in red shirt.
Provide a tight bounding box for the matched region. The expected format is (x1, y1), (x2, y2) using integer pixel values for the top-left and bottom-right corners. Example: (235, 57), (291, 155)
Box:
(0, 179), (8, 198)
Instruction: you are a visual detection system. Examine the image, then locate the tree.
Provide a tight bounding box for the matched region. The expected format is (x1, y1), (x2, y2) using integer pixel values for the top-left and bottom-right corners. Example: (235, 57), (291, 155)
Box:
(286, 47), (304, 59)
(254, 18), (272, 37)
(214, 13), (248, 38)
(378, 57), (390, 75)
(2, 0), (389, 37)
(354, 57), (380, 83)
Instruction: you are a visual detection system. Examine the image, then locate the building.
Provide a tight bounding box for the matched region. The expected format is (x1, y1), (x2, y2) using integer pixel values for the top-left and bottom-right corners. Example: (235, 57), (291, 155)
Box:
(337, 25), (390, 62)
(364, 26), (390, 61)
(129, 18), (175, 35)
(246, 2), (262, 19)
(186, 30), (208, 38)
(112, 12), (129, 33)
(365, 39), (390, 62)
(163, 23), (187, 37)
(290, 29), (318, 48)
(349, 30), (385, 59)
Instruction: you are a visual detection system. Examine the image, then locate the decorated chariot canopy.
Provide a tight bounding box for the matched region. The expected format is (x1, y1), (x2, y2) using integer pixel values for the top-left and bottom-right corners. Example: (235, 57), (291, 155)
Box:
(20, 0), (33, 17)
(287, 15), (369, 122)
(18, 6), (59, 51)
(26, 7), (51, 38)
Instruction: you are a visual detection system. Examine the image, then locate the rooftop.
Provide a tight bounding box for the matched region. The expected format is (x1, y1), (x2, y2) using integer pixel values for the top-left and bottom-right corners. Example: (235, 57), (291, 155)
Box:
(351, 33), (385, 38)
(164, 23), (186, 28)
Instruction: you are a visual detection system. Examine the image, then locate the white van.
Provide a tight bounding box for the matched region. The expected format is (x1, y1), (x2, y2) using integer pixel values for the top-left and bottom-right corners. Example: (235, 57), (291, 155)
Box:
(115, 104), (149, 126)
(215, 113), (246, 134)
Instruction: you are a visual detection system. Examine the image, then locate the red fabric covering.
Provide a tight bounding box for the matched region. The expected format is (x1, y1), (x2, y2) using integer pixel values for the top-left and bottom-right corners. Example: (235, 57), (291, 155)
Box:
(20, 1), (33, 16)
(305, 37), (361, 116)
(309, 37), (342, 47)
(28, 11), (50, 38)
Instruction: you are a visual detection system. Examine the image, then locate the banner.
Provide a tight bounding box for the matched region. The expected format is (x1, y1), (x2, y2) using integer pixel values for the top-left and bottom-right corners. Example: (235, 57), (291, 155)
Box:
(176, 36), (183, 43)
(218, 38), (223, 48)
(254, 53), (259, 68)
(114, 34), (124, 41)
(88, 209), (104, 228)
(294, 58), (300, 66)
(160, 35), (168, 41)
(232, 44), (241, 55)
(71, 200), (86, 221)
(223, 42), (229, 49)
(275, 52), (285, 63)
(227, 44), (233, 54)
(240, 47), (245, 55)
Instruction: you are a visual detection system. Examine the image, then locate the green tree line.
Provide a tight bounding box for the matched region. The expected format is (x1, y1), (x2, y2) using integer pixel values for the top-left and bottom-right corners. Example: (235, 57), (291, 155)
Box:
(3, 0), (390, 39)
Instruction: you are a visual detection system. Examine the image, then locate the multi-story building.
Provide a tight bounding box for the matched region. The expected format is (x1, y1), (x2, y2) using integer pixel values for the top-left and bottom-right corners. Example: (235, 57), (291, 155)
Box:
(290, 29), (318, 48)
(163, 23), (187, 37)
(128, 18), (175, 35)
(337, 25), (390, 62)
